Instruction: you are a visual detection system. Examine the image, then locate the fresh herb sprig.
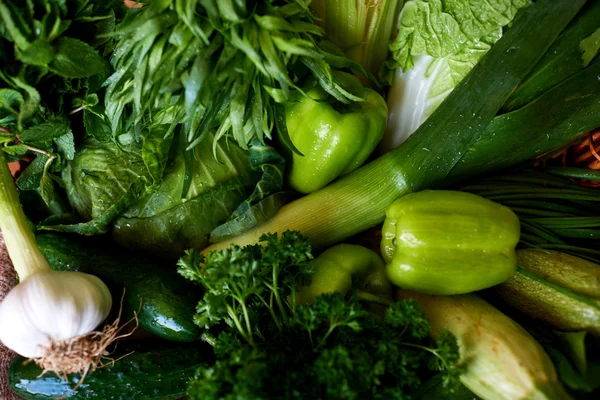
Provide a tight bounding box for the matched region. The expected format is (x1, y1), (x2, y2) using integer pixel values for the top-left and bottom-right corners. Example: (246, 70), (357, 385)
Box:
(0, 0), (120, 204)
(178, 231), (462, 399)
(106, 0), (368, 152)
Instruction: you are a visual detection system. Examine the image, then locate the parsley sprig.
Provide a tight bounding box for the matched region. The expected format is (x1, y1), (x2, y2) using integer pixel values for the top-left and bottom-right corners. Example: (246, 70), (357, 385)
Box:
(178, 231), (463, 399)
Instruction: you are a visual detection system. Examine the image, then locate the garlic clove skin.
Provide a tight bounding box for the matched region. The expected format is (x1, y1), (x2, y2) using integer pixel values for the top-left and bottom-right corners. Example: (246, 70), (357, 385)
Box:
(0, 270), (112, 358)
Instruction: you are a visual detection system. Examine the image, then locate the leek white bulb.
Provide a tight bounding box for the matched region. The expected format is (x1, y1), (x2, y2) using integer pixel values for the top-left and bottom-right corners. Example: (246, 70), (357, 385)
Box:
(0, 270), (112, 358)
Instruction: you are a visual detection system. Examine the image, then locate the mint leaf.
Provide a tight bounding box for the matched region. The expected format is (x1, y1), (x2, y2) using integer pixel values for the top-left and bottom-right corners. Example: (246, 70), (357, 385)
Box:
(12, 78), (41, 127)
(0, 88), (24, 115)
(2, 145), (28, 157)
(48, 37), (107, 78)
(83, 110), (112, 142)
(16, 154), (48, 190)
(17, 39), (55, 66)
(40, 158), (55, 206)
(54, 131), (75, 160)
(19, 119), (71, 145)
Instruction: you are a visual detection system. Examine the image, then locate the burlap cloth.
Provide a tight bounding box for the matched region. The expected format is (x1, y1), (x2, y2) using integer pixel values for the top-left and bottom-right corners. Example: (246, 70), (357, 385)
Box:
(0, 232), (20, 399)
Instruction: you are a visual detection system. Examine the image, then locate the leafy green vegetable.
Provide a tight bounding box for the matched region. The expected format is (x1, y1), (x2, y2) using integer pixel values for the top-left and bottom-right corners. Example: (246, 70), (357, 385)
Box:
(106, 0), (367, 153)
(51, 130), (287, 257)
(0, 0), (119, 202)
(178, 231), (462, 399)
(381, 0), (529, 150)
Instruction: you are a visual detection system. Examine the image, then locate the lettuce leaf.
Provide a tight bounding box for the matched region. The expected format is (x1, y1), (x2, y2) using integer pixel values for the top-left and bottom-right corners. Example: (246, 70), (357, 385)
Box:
(382, 0), (530, 150)
(52, 129), (287, 258)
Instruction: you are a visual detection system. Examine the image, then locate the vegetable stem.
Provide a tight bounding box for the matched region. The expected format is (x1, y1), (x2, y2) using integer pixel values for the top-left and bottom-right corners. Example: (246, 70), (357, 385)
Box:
(0, 151), (51, 280)
(355, 291), (394, 307)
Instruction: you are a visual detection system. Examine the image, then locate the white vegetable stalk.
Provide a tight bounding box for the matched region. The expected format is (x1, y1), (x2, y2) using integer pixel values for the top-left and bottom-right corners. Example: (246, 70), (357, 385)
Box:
(383, 55), (451, 150)
(0, 151), (112, 361)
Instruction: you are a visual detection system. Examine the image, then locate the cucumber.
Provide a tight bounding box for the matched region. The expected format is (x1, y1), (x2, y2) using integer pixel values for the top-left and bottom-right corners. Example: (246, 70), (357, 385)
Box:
(36, 233), (202, 342)
(9, 339), (212, 399)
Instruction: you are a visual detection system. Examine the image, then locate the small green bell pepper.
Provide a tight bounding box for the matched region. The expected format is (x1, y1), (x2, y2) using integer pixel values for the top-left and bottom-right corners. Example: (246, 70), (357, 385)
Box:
(295, 243), (393, 305)
(381, 190), (520, 295)
(283, 71), (388, 194)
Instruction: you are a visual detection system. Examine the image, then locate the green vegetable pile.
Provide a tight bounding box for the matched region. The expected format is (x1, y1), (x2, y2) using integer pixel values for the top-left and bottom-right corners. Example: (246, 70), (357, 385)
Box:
(178, 231), (461, 399)
(0, 0), (600, 399)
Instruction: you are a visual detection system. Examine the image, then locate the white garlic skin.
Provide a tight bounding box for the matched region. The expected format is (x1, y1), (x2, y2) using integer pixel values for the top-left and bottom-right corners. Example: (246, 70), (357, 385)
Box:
(0, 270), (112, 358)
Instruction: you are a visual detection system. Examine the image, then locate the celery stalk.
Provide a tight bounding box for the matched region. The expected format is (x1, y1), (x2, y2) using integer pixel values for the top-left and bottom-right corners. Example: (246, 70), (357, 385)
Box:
(203, 0), (587, 253)
(312, 0), (402, 78)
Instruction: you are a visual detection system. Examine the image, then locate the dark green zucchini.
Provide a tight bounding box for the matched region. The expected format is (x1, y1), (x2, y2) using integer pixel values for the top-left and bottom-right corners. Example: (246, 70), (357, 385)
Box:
(9, 339), (213, 399)
(36, 233), (202, 342)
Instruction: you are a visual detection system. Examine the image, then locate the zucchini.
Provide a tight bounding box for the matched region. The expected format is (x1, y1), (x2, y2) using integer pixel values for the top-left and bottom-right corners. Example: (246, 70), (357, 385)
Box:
(36, 233), (202, 342)
(9, 339), (212, 399)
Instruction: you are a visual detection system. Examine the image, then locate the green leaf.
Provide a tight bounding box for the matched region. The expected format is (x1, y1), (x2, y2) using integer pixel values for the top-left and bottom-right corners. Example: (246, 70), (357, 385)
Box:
(48, 37), (107, 78)
(17, 39), (55, 66)
(19, 119), (71, 146)
(83, 109), (112, 142)
(2, 145), (28, 156)
(53, 131), (75, 161)
(384, 0), (529, 147)
(0, 88), (24, 117)
(16, 154), (49, 191)
(580, 27), (600, 67)
(142, 124), (174, 183)
(449, 61), (600, 183)
(546, 347), (600, 393)
(503, 1), (600, 112)
(40, 178), (152, 236)
(390, 0), (530, 71)
(11, 78), (41, 128)
(84, 93), (99, 108)
(0, 1), (30, 50)
(210, 192), (294, 243)
(39, 157), (55, 206)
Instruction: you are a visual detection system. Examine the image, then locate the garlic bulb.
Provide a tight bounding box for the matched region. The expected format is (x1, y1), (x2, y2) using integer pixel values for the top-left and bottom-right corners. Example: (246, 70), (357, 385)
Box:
(0, 151), (113, 361)
(0, 270), (112, 358)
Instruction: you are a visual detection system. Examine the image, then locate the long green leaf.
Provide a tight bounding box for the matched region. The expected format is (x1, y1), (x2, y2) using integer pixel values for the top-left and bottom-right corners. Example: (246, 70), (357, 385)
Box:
(503, 1), (600, 112)
(448, 61), (600, 184)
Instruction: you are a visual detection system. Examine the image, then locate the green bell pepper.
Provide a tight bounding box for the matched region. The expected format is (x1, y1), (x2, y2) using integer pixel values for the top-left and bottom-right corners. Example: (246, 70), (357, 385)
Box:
(295, 243), (393, 305)
(283, 71), (388, 194)
(381, 190), (520, 295)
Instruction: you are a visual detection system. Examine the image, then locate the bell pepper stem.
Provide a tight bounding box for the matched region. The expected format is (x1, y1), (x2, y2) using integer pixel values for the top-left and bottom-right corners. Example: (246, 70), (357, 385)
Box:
(0, 151), (51, 280)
